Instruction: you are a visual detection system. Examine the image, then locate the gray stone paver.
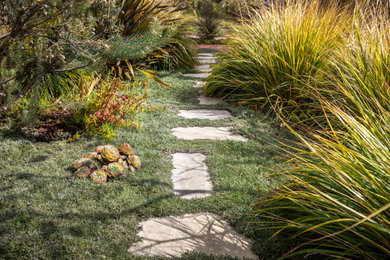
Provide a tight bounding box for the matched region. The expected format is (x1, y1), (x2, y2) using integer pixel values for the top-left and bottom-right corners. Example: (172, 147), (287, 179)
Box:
(183, 73), (211, 79)
(171, 153), (213, 199)
(194, 81), (206, 88)
(194, 64), (211, 72)
(198, 53), (214, 57)
(172, 127), (247, 142)
(178, 109), (232, 120)
(128, 213), (258, 259)
(198, 95), (222, 105)
(199, 57), (216, 64)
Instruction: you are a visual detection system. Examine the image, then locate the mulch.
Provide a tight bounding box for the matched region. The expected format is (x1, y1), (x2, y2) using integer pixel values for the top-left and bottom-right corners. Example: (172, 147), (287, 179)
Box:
(198, 44), (228, 50)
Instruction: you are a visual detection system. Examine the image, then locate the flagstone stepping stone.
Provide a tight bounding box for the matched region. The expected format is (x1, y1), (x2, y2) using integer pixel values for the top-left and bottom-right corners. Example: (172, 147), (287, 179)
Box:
(128, 213), (258, 259)
(198, 95), (222, 105)
(183, 73), (211, 79)
(199, 57), (216, 64)
(171, 153), (212, 199)
(194, 81), (206, 88)
(198, 53), (214, 57)
(172, 127), (247, 142)
(178, 110), (232, 120)
(195, 64), (211, 72)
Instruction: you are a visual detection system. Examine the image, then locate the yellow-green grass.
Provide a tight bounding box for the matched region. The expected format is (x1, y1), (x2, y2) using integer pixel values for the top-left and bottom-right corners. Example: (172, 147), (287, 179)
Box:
(256, 6), (390, 259)
(203, 0), (351, 126)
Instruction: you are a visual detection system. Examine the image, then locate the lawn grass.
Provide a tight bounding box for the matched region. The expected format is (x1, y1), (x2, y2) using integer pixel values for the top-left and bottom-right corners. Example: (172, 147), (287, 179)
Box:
(0, 69), (294, 259)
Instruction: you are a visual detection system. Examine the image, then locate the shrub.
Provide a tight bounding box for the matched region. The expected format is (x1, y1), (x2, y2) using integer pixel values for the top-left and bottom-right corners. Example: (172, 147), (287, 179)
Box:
(70, 74), (148, 140)
(196, 0), (221, 40)
(118, 0), (182, 37)
(203, 0), (350, 125)
(143, 27), (198, 71)
(0, 0), (120, 115)
(117, 0), (197, 71)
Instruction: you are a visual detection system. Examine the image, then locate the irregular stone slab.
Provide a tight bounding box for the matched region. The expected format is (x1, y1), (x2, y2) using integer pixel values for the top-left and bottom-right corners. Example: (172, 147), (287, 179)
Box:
(171, 153), (213, 199)
(199, 57), (216, 64)
(172, 127), (247, 142)
(183, 73), (211, 79)
(178, 110), (232, 120)
(195, 64), (211, 72)
(129, 213), (258, 259)
(194, 81), (206, 89)
(198, 95), (222, 105)
(198, 53), (214, 57)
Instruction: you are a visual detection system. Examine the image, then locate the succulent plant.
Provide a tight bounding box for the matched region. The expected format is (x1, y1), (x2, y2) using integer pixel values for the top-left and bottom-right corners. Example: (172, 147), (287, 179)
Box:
(74, 166), (92, 178)
(101, 145), (120, 162)
(119, 143), (134, 156)
(94, 145), (106, 154)
(73, 158), (99, 170)
(118, 158), (128, 171)
(128, 155), (141, 169)
(106, 162), (124, 178)
(90, 169), (108, 184)
(82, 152), (99, 160)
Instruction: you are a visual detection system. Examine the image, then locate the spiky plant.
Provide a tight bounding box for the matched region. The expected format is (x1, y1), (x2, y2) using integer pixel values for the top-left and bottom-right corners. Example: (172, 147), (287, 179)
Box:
(118, 0), (182, 36)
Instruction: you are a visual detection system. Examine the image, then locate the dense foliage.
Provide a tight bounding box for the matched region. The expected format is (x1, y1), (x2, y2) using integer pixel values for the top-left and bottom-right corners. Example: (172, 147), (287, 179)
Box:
(0, 0), (197, 139)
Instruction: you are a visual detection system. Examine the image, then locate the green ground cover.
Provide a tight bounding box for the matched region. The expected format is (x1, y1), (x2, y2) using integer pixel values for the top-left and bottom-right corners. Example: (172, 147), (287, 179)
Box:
(0, 68), (294, 259)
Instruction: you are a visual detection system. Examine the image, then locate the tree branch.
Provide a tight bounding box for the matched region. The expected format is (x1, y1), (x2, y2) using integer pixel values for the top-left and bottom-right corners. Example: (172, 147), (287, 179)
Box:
(0, 76), (16, 85)
(53, 64), (89, 73)
(0, 33), (10, 40)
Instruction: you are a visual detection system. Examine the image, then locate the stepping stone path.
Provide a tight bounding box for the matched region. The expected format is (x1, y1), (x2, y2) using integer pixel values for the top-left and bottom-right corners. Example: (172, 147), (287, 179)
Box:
(183, 72), (211, 79)
(198, 56), (216, 64)
(171, 153), (212, 199)
(194, 80), (206, 88)
(129, 51), (256, 259)
(198, 95), (222, 105)
(172, 127), (247, 142)
(178, 109), (232, 120)
(194, 64), (211, 72)
(129, 213), (258, 259)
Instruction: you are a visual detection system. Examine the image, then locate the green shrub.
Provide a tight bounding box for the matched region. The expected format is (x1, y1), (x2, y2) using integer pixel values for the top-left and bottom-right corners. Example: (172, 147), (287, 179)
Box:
(203, 0), (350, 125)
(143, 27), (198, 71)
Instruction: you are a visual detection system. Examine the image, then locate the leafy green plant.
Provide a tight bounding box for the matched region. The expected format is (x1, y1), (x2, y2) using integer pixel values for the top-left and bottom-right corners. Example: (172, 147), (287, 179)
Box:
(203, 0), (350, 125)
(118, 0), (182, 36)
(143, 27), (198, 71)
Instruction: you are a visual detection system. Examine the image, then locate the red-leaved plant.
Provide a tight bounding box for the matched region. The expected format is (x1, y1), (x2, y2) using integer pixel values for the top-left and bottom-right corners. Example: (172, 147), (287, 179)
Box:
(82, 77), (147, 139)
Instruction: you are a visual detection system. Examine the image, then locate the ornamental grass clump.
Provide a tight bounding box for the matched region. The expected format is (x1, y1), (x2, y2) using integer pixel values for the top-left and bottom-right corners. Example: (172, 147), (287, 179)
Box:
(203, 0), (350, 125)
(258, 100), (390, 259)
(258, 7), (390, 259)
